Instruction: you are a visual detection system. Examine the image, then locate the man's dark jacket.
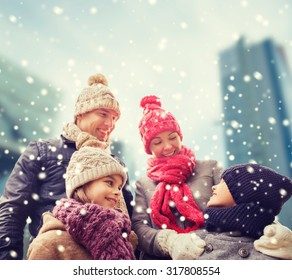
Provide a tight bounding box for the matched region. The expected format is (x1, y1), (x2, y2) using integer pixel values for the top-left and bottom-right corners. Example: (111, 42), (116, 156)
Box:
(0, 136), (133, 259)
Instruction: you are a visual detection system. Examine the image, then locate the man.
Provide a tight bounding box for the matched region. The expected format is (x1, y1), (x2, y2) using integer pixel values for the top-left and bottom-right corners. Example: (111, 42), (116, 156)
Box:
(0, 73), (134, 259)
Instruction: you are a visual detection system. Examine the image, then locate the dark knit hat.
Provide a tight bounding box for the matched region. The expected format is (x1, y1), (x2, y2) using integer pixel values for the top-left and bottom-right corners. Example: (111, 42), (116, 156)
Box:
(138, 95), (183, 154)
(204, 164), (292, 238)
(222, 163), (292, 215)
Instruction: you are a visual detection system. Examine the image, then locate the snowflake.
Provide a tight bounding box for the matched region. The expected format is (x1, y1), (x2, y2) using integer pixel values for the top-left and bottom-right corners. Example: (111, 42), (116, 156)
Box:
(57, 245), (65, 252)
(79, 208), (87, 216)
(32, 193), (39, 201)
(38, 172), (46, 180)
(10, 250), (18, 258)
(180, 216), (186, 222)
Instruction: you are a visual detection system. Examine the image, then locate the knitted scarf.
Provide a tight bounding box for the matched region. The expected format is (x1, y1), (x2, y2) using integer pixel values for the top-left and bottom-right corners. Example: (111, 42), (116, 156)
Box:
(204, 203), (275, 238)
(147, 146), (204, 233)
(62, 122), (109, 151)
(53, 198), (136, 260)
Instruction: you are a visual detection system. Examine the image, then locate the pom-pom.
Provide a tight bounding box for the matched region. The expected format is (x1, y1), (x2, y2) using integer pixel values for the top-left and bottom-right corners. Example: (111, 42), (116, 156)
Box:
(88, 73), (108, 86)
(140, 95), (161, 109)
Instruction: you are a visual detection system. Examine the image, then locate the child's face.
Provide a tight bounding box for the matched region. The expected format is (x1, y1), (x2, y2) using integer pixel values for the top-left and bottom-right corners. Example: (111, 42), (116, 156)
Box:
(83, 174), (123, 209)
(207, 179), (236, 207)
(149, 130), (182, 158)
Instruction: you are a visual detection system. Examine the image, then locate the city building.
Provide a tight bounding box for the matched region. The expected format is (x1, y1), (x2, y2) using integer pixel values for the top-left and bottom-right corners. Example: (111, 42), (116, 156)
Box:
(219, 37), (292, 227)
(0, 57), (63, 193)
(0, 56), (64, 257)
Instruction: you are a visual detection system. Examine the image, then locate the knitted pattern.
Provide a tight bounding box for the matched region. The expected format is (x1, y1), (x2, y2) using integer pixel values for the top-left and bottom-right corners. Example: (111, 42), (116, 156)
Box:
(139, 95), (183, 154)
(65, 147), (127, 198)
(204, 203), (275, 238)
(74, 73), (120, 118)
(62, 122), (109, 150)
(222, 163), (292, 214)
(147, 146), (204, 233)
(204, 164), (292, 238)
(53, 198), (135, 260)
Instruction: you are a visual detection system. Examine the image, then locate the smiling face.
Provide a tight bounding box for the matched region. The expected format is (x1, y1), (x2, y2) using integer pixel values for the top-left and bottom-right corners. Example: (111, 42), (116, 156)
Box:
(76, 108), (119, 142)
(83, 174), (123, 209)
(207, 179), (236, 208)
(149, 130), (182, 158)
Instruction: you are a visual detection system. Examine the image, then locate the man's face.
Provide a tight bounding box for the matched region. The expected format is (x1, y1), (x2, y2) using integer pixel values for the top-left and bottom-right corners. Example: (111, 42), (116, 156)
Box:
(76, 108), (119, 142)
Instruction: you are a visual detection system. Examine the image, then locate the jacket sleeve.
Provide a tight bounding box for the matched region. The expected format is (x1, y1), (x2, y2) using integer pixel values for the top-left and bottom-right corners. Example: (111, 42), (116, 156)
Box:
(0, 141), (42, 259)
(122, 177), (134, 218)
(131, 179), (166, 258)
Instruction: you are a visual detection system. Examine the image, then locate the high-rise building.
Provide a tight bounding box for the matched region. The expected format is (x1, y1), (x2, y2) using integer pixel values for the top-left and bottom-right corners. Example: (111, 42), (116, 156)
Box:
(219, 37), (292, 227)
(0, 56), (64, 258)
(0, 57), (63, 193)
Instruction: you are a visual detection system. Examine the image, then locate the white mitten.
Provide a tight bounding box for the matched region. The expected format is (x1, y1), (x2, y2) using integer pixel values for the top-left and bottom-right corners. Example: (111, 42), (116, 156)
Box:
(254, 222), (292, 259)
(156, 229), (206, 260)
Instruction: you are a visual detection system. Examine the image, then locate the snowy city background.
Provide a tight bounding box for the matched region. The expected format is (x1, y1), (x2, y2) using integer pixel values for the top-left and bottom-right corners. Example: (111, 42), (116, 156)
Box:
(0, 1), (291, 227)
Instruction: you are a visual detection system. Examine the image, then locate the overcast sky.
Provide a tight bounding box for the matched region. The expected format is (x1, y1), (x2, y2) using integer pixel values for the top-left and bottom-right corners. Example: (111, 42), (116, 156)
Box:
(1, 0), (291, 179)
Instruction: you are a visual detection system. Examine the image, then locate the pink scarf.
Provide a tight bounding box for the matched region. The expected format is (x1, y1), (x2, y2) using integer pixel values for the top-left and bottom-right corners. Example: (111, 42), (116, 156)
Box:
(53, 198), (135, 260)
(147, 146), (204, 233)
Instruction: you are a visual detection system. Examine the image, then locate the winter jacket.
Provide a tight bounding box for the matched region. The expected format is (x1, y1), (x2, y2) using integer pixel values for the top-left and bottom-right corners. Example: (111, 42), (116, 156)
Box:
(132, 159), (222, 260)
(194, 230), (278, 260)
(27, 212), (92, 260)
(0, 135), (133, 260)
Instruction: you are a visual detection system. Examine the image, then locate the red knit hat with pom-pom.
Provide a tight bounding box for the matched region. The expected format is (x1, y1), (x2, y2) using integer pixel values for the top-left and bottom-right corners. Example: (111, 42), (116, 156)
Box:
(139, 95), (183, 154)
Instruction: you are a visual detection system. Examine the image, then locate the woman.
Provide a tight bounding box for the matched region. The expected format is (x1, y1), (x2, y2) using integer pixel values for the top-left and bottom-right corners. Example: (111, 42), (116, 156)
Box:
(132, 95), (222, 260)
(132, 95), (292, 260)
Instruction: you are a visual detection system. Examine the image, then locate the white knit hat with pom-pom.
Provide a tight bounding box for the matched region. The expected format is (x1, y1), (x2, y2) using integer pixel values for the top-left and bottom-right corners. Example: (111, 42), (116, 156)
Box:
(66, 146), (127, 198)
(74, 73), (120, 118)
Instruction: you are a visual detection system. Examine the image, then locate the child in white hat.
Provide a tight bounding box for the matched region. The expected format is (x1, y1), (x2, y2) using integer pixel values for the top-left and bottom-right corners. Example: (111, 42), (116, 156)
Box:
(27, 144), (136, 260)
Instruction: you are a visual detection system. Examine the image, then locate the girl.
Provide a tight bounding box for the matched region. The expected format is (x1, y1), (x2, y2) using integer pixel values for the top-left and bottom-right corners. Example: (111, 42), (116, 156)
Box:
(27, 144), (136, 260)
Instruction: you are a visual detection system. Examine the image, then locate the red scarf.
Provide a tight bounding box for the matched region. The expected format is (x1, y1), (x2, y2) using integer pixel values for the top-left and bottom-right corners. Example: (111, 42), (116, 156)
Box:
(147, 146), (204, 233)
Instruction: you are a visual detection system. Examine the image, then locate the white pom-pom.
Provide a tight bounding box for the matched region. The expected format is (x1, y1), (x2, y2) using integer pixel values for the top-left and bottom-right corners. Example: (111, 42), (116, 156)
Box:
(88, 73), (108, 86)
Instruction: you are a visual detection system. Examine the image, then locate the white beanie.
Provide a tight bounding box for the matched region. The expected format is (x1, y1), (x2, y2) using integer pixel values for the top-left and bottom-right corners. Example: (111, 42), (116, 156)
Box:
(65, 147), (127, 198)
(74, 73), (120, 118)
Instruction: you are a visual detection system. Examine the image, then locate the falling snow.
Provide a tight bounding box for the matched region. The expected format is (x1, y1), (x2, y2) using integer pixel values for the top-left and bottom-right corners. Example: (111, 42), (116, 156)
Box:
(0, 0), (291, 264)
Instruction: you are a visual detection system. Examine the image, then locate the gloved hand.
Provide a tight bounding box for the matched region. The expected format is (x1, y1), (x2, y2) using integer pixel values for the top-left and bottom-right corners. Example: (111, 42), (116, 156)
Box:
(254, 222), (292, 259)
(156, 229), (206, 260)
